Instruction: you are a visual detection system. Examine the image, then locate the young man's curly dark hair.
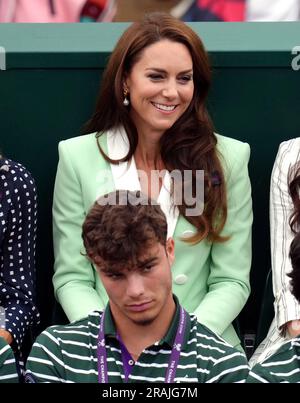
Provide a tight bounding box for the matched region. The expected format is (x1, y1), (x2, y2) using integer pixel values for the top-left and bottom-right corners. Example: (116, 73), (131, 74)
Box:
(82, 190), (168, 271)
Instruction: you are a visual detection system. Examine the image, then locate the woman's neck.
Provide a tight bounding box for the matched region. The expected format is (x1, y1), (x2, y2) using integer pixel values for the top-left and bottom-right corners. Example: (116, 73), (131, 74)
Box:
(132, 127), (166, 199)
(134, 144), (166, 200)
(134, 130), (165, 170)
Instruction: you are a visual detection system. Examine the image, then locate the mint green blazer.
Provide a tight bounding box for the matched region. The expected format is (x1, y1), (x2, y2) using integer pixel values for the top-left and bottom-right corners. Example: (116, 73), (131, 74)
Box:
(52, 130), (252, 348)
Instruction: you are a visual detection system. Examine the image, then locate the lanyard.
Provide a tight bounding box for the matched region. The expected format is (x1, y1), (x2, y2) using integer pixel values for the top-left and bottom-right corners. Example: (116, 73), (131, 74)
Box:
(117, 334), (133, 382)
(97, 306), (187, 383)
(97, 311), (108, 383)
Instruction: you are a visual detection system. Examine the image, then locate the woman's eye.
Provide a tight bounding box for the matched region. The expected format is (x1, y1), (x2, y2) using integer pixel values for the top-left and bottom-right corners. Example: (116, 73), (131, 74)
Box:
(148, 74), (163, 80)
(179, 75), (193, 82)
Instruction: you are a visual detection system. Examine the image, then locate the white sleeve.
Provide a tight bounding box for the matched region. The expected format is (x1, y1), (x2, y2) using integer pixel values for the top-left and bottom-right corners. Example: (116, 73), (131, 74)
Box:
(271, 138), (300, 330)
(246, 0), (300, 21)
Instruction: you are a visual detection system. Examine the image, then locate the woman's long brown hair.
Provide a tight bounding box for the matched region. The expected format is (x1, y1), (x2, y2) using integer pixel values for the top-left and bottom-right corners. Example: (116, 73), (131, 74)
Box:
(289, 163), (300, 234)
(83, 12), (228, 244)
(288, 158), (300, 302)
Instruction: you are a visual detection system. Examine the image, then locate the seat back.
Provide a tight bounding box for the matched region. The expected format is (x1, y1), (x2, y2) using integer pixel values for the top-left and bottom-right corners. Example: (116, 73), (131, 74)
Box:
(255, 269), (275, 348)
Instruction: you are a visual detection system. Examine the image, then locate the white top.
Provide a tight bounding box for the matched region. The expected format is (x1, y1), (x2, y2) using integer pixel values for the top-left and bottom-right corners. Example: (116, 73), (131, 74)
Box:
(251, 137), (300, 366)
(247, 0), (300, 21)
(271, 137), (300, 329)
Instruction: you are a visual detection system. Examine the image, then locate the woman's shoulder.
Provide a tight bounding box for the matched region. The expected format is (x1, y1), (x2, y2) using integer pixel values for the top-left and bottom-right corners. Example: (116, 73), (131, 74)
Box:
(59, 132), (105, 150)
(276, 137), (300, 162)
(215, 133), (250, 154)
(271, 137), (300, 181)
(58, 132), (109, 158)
(215, 133), (250, 174)
(0, 158), (35, 185)
(0, 159), (36, 205)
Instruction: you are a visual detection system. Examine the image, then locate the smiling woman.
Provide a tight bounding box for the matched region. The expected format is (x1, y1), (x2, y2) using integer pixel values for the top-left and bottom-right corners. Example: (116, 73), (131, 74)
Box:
(52, 12), (253, 350)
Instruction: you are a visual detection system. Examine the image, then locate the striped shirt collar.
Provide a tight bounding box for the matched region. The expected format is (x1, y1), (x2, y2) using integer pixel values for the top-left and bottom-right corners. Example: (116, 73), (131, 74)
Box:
(103, 295), (190, 351)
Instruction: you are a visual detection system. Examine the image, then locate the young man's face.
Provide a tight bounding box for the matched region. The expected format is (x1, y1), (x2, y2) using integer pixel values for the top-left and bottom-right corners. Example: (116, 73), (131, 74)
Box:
(98, 238), (175, 326)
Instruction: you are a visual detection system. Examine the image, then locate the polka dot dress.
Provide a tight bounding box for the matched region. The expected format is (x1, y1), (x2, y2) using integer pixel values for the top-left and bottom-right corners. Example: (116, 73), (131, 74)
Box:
(0, 158), (40, 351)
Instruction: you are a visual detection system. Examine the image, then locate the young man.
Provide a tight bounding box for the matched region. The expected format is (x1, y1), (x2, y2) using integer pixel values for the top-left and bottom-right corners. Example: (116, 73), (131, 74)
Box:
(247, 232), (300, 383)
(0, 338), (18, 383)
(26, 190), (249, 383)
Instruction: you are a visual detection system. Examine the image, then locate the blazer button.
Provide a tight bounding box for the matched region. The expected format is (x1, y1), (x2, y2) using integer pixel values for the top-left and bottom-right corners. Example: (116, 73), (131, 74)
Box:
(181, 230), (195, 239)
(175, 274), (188, 285)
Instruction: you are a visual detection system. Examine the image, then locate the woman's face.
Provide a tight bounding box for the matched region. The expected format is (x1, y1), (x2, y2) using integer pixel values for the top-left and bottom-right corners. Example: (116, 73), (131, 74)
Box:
(125, 39), (194, 137)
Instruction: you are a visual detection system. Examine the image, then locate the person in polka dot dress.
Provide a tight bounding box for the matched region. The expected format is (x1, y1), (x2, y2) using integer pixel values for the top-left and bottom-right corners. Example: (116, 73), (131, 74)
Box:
(0, 154), (40, 376)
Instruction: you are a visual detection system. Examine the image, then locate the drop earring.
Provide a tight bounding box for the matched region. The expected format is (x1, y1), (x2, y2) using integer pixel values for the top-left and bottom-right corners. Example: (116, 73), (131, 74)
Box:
(123, 88), (130, 106)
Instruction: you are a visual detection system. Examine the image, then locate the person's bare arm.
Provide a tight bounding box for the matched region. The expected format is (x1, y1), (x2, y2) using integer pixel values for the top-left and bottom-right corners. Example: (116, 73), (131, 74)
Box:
(0, 329), (13, 345)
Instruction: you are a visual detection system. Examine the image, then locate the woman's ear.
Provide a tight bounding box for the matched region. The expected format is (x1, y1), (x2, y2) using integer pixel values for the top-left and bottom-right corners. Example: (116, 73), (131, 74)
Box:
(123, 73), (130, 92)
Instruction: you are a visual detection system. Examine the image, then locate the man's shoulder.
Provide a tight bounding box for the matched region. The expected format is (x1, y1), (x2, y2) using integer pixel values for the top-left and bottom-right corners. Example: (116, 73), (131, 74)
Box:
(39, 311), (102, 341)
(194, 319), (230, 347)
(262, 336), (300, 364)
(0, 337), (15, 357)
(191, 315), (246, 357)
(248, 336), (300, 383)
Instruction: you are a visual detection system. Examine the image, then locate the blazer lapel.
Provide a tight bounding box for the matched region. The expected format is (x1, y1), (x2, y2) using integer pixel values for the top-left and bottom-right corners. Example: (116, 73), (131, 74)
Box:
(107, 127), (141, 191)
(158, 171), (179, 238)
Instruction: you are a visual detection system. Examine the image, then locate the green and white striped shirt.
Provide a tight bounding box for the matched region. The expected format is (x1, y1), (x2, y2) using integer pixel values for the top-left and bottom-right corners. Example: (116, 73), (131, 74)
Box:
(26, 299), (249, 383)
(247, 336), (300, 383)
(0, 338), (18, 383)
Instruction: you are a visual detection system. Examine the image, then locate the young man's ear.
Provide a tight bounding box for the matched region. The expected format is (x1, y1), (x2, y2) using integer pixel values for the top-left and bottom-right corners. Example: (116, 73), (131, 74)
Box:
(166, 238), (175, 266)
